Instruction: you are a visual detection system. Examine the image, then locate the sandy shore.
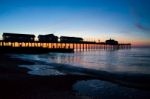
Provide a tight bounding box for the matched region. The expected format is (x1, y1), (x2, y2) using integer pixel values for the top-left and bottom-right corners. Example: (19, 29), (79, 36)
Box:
(0, 54), (150, 99)
(0, 54), (98, 99)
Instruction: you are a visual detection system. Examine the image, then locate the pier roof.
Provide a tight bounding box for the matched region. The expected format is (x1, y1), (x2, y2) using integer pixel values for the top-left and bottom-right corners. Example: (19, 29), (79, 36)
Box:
(3, 33), (35, 37)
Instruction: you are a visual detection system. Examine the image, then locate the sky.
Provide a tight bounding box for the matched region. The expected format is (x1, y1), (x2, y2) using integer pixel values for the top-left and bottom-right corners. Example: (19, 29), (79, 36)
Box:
(0, 0), (150, 46)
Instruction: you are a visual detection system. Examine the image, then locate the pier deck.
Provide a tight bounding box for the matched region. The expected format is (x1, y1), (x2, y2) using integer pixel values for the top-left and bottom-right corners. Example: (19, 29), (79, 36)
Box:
(0, 40), (131, 53)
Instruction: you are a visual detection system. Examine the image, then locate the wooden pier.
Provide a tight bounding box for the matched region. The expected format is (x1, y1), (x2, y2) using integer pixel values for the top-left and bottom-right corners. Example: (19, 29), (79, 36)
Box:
(0, 40), (131, 53)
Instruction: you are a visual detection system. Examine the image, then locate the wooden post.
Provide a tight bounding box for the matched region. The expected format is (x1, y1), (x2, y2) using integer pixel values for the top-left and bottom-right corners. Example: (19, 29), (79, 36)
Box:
(64, 43), (66, 49)
(73, 43), (74, 49)
(79, 43), (81, 51)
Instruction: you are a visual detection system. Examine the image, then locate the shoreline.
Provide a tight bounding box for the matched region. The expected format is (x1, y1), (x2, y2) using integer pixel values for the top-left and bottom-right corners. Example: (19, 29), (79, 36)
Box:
(0, 53), (150, 99)
(0, 54), (97, 99)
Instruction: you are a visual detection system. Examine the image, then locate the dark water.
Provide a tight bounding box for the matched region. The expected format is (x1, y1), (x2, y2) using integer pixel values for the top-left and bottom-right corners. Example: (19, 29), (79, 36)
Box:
(11, 47), (150, 98)
(12, 47), (150, 75)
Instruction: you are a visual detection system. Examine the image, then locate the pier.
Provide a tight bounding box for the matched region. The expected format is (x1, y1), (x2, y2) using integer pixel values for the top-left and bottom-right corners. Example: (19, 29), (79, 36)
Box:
(0, 33), (131, 53)
(0, 40), (131, 53)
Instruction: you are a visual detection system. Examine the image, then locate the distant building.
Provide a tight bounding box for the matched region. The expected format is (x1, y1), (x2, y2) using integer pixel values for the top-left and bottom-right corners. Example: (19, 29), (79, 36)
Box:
(60, 36), (83, 43)
(3, 33), (35, 42)
(105, 38), (118, 45)
(38, 34), (58, 42)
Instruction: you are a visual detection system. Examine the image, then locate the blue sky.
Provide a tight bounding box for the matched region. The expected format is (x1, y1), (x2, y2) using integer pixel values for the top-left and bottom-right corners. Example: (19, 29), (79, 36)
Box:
(0, 0), (150, 46)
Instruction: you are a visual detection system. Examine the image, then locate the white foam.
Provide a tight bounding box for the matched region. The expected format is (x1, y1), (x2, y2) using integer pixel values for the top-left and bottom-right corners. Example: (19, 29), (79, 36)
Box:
(73, 79), (150, 97)
(28, 68), (65, 76)
(20, 64), (65, 76)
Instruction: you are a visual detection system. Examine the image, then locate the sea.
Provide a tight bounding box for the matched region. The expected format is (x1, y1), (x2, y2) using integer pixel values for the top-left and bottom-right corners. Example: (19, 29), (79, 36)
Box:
(11, 47), (150, 98)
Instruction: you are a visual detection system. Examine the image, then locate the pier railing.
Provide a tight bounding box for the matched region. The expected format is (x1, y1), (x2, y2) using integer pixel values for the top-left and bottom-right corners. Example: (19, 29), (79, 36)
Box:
(0, 40), (131, 52)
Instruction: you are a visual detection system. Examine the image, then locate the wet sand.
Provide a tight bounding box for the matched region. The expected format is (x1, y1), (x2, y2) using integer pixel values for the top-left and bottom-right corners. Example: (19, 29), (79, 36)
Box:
(0, 54), (150, 99)
(0, 54), (97, 99)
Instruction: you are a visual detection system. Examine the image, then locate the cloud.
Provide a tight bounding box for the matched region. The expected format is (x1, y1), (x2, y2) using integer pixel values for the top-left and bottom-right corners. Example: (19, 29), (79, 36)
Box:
(136, 23), (150, 32)
(129, 0), (150, 33)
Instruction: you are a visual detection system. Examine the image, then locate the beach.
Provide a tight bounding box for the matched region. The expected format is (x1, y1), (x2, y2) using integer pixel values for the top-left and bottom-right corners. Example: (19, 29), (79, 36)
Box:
(0, 54), (98, 99)
(0, 48), (150, 99)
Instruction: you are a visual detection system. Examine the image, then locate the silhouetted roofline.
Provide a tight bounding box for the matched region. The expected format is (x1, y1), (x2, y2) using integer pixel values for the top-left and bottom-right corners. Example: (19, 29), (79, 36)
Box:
(3, 33), (35, 37)
(38, 34), (58, 38)
(60, 36), (83, 40)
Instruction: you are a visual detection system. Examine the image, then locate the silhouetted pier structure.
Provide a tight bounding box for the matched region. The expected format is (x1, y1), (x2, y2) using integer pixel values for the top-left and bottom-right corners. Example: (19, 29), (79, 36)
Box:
(0, 41), (131, 52)
(0, 33), (131, 53)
